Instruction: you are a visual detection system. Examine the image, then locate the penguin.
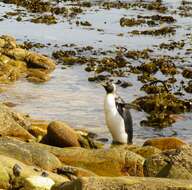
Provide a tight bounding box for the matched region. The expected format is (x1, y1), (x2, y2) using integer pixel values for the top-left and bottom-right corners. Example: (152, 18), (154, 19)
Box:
(103, 82), (133, 144)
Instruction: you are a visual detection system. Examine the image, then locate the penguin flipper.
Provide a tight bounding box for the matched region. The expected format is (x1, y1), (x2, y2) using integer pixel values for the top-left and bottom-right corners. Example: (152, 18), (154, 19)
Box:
(115, 97), (133, 144)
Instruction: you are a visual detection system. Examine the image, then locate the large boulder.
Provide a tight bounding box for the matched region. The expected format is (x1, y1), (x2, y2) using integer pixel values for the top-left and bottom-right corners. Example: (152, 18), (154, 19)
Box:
(0, 137), (61, 171)
(143, 137), (187, 151)
(52, 176), (192, 190)
(31, 143), (145, 177)
(144, 146), (192, 180)
(0, 103), (34, 141)
(45, 121), (80, 147)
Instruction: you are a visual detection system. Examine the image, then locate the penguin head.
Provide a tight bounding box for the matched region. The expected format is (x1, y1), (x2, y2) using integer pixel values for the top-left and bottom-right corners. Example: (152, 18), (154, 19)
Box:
(102, 82), (116, 94)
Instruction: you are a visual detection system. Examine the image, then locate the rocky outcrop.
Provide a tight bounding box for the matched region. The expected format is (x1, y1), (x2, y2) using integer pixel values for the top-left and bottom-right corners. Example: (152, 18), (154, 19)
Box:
(0, 35), (55, 84)
(52, 176), (192, 190)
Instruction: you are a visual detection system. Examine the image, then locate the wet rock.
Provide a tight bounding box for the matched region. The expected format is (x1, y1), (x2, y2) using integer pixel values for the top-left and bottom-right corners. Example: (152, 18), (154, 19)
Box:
(0, 35), (55, 85)
(125, 49), (150, 59)
(0, 35), (16, 48)
(120, 17), (145, 27)
(0, 103), (34, 140)
(0, 54), (11, 64)
(103, 1), (167, 13)
(131, 26), (176, 36)
(0, 59), (27, 83)
(31, 15), (57, 25)
(159, 41), (185, 50)
(78, 135), (103, 149)
(133, 92), (191, 127)
(27, 69), (51, 83)
(0, 136), (61, 171)
(46, 121), (80, 147)
(52, 176), (192, 190)
(184, 80), (192, 93)
(79, 21), (92, 27)
(138, 15), (176, 24)
(143, 137), (187, 151)
(183, 68), (192, 79)
(25, 52), (55, 71)
(4, 47), (28, 60)
(144, 146), (192, 179)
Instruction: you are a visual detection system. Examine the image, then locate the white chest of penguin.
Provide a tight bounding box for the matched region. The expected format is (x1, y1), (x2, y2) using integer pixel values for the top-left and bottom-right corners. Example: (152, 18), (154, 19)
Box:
(104, 94), (127, 143)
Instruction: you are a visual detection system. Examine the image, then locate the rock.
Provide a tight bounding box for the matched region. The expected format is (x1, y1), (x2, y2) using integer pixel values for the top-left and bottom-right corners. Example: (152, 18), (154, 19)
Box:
(0, 35), (16, 49)
(0, 54), (11, 65)
(21, 176), (55, 190)
(127, 145), (162, 158)
(57, 165), (97, 179)
(27, 69), (51, 83)
(78, 135), (104, 149)
(0, 103), (34, 141)
(0, 154), (68, 189)
(52, 176), (192, 190)
(29, 119), (49, 137)
(0, 59), (27, 83)
(34, 143), (145, 176)
(4, 48), (28, 61)
(25, 52), (55, 71)
(144, 146), (192, 179)
(46, 121), (80, 147)
(0, 136), (61, 171)
(143, 137), (187, 151)
(0, 161), (10, 189)
(0, 35), (55, 85)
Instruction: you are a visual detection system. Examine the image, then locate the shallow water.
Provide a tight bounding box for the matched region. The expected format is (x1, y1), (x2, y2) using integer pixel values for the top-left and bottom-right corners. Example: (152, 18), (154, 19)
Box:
(0, 0), (192, 144)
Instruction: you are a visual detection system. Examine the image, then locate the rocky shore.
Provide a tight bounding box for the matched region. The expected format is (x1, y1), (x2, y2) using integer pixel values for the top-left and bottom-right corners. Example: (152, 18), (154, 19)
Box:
(1, 101), (192, 190)
(1, 34), (192, 189)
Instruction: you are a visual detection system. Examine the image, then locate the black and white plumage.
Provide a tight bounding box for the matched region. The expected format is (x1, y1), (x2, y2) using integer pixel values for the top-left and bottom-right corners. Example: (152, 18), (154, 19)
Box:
(103, 82), (133, 144)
